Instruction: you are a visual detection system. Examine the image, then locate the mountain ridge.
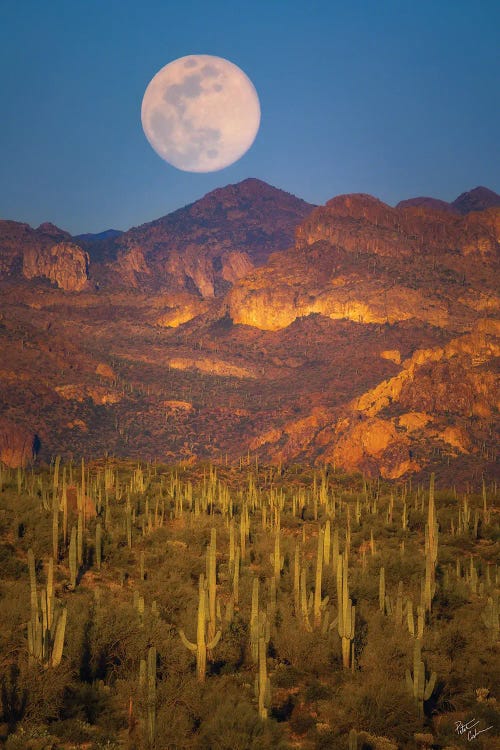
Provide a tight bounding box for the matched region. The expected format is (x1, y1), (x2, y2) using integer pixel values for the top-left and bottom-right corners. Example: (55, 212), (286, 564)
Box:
(396, 185), (500, 215)
(0, 179), (498, 482)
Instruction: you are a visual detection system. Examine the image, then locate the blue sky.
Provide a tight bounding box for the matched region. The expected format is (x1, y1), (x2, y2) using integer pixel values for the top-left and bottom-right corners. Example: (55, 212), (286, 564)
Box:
(1, 0), (499, 234)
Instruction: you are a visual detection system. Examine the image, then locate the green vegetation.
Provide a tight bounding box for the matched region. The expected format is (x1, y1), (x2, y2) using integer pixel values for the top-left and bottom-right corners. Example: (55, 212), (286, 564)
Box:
(0, 459), (498, 749)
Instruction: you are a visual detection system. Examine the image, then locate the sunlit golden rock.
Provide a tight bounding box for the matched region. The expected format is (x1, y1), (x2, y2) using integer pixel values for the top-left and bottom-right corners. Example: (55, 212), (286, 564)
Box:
(398, 412), (434, 431)
(23, 242), (89, 291)
(55, 384), (122, 404)
(95, 363), (116, 379)
(0, 419), (37, 468)
(168, 357), (256, 379)
(380, 349), (401, 364)
(162, 400), (194, 412)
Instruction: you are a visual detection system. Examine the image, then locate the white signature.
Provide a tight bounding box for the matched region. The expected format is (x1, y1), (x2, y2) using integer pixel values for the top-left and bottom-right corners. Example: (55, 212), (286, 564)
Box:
(455, 718), (494, 742)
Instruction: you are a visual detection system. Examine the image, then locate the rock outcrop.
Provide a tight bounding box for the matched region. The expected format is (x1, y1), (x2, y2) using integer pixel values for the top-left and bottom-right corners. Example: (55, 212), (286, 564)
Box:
(0, 420), (38, 468)
(23, 242), (89, 291)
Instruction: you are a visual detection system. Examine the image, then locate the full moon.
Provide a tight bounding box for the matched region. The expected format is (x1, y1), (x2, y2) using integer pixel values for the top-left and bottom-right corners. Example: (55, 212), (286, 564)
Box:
(141, 55), (261, 172)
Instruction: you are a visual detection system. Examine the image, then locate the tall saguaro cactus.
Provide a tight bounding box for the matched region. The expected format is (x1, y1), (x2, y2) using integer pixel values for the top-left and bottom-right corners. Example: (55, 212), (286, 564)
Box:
(424, 473), (438, 612)
(254, 611), (271, 720)
(270, 530), (283, 582)
(147, 646), (156, 748)
(481, 594), (499, 643)
(379, 566), (385, 613)
(69, 526), (78, 589)
(179, 573), (221, 682)
(250, 576), (260, 663)
(206, 528), (217, 648)
(313, 528), (329, 628)
(95, 522), (102, 570)
(27, 550), (67, 668)
(405, 639), (437, 716)
(337, 553), (356, 669)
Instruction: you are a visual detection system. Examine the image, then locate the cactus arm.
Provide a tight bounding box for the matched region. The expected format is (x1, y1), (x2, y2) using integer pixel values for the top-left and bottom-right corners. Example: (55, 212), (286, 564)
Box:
(379, 566), (385, 612)
(424, 671), (437, 700)
(179, 629), (197, 652)
(207, 630), (222, 650)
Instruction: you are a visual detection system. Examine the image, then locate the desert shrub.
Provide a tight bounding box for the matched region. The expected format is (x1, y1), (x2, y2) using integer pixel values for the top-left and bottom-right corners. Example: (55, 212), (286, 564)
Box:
(0, 544), (27, 580)
(340, 672), (420, 744)
(5, 725), (59, 750)
(305, 679), (332, 703)
(272, 611), (340, 678)
(273, 664), (303, 689)
(289, 702), (316, 736)
(7, 661), (71, 728)
(193, 678), (288, 750)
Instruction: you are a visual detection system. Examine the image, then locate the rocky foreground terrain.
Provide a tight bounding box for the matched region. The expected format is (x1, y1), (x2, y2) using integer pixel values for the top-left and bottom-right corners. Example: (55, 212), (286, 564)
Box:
(0, 180), (498, 483)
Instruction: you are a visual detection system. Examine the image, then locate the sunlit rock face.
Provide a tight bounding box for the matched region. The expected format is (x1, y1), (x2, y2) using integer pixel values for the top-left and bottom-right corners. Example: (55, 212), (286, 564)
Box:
(156, 300), (209, 328)
(23, 242), (89, 291)
(227, 193), (499, 333)
(0, 220), (72, 278)
(228, 274), (450, 330)
(55, 384), (122, 404)
(167, 357), (257, 379)
(0, 420), (37, 468)
(326, 416), (420, 480)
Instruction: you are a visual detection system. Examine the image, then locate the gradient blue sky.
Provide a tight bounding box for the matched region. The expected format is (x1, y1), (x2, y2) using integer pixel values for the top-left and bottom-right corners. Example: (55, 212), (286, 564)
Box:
(1, 0), (499, 234)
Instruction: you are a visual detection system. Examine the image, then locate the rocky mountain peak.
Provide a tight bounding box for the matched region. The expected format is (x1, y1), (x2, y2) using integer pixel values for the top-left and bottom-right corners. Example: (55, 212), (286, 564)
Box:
(452, 186), (500, 214)
(36, 222), (72, 240)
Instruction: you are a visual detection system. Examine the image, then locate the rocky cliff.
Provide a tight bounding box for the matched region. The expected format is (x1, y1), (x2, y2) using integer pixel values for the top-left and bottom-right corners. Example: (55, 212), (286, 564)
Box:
(0, 221), (89, 291)
(23, 241), (89, 291)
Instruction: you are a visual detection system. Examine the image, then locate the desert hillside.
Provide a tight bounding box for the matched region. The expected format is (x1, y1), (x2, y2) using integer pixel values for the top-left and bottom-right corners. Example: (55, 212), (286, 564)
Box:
(0, 181), (498, 484)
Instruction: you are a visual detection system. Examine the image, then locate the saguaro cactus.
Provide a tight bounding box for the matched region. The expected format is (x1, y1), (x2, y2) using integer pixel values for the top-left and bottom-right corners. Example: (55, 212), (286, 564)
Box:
(52, 492), (59, 560)
(68, 526), (78, 589)
(424, 474), (438, 611)
(379, 566), (385, 613)
(95, 522), (102, 570)
(206, 528), (218, 648)
(293, 543), (300, 616)
(27, 550), (67, 668)
(337, 553), (356, 669)
(250, 576), (260, 663)
(300, 565), (312, 632)
(179, 573), (221, 682)
(481, 594), (499, 642)
(313, 528), (329, 628)
(254, 611), (271, 720)
(147, 646), (156, 748)
(270, 530), (284, 582)
(405, 639), (437, 716)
